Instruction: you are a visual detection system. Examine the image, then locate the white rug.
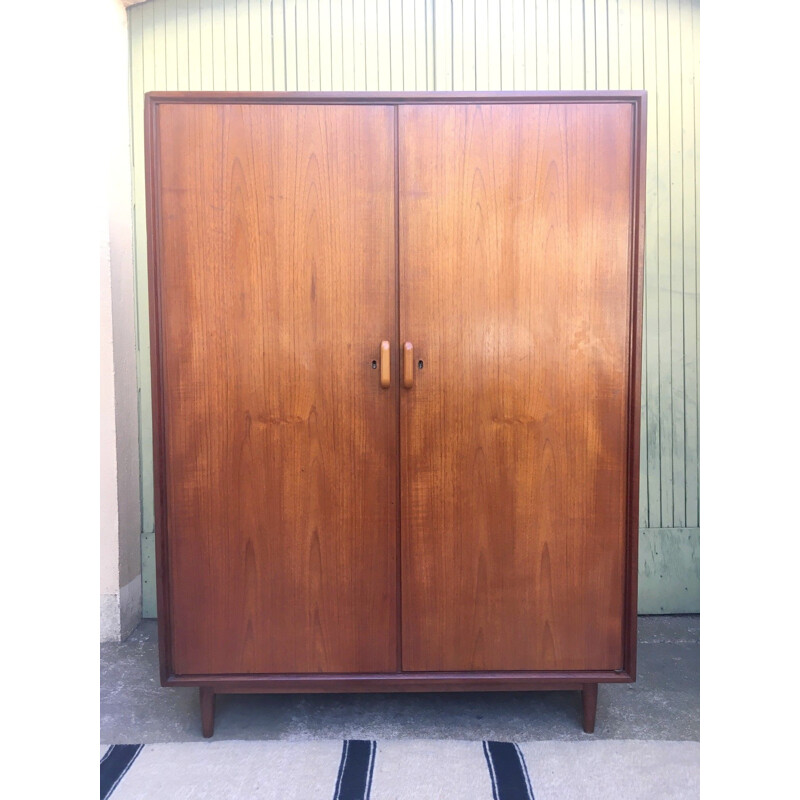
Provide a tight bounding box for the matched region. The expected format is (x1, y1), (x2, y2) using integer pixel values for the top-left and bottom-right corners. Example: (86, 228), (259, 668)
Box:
(100, 739), (699, 799)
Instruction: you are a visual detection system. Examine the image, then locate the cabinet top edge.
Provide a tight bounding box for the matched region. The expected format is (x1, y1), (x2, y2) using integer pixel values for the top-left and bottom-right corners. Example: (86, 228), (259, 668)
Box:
(144, 90), (647, 106)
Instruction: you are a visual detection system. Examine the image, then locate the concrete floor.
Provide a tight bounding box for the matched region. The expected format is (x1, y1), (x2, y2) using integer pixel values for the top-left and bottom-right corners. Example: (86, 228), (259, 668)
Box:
(101, 615), (698, 744)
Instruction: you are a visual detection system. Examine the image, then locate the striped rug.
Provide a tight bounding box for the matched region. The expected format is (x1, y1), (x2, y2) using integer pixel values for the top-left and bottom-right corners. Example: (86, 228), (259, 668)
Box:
(100, 739), (699, 799)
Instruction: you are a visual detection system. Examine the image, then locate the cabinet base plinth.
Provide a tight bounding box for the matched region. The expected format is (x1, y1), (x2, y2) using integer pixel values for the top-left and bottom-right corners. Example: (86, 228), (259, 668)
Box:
(182, 676), (621, 737)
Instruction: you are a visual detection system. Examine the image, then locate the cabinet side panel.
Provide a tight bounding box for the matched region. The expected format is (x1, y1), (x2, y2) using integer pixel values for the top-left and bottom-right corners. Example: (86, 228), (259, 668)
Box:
(399, 102), (634, 672)
(155, 102), (398, 675)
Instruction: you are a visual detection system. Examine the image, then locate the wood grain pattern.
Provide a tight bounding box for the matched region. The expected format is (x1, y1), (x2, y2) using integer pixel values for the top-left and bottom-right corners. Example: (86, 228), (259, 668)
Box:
(399, 102), (634, 672)
(154, 102), (397, 675)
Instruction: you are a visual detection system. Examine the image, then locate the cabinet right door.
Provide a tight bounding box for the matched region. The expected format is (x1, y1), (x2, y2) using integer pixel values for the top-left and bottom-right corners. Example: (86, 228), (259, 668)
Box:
(399, 102), (636, 672)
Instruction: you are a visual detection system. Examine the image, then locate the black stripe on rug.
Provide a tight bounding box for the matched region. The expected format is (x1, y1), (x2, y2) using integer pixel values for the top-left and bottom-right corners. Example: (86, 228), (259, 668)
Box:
(100, 744), (144, 800)
(483, 741), (535, 800)
(333, 739), (377, 800)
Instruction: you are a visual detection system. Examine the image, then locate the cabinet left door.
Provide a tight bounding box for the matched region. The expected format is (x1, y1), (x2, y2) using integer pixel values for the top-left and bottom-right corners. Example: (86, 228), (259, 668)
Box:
(150, 102), (398, 676)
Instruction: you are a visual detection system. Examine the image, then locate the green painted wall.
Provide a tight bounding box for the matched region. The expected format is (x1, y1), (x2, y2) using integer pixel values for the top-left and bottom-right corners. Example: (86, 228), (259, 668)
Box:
(129, 0), (699, 617)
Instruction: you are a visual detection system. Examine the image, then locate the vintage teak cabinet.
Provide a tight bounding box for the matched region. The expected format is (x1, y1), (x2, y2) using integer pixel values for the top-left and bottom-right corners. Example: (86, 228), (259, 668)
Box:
(145, 91), (646, 737)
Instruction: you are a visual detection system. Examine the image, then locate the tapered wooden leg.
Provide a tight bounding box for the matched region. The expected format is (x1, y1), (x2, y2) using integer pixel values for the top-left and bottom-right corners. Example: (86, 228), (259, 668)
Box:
(200, 687), (216, 738)
(581, 683), (598, 733)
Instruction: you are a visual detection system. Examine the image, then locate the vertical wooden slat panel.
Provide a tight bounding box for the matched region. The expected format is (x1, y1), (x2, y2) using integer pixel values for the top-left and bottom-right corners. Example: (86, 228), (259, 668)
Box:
(211, 0), (225, 88)
(176, 0), (189, 88)
(308, 0), (322, 89)
(535, 0), (548, 89)
(584, 0), (597, 89)
(135, 1), (156, 547)
(153, 0), (168, 87)
(199, 0), (214, 89)
(499, 1), (514, 89)
(451, 0), (463, 89)
(607, 0), (619, 88)
(682, 0), (699, 528)
(487, 0), (501, 89)
(130, 0), (155, 623)
(224, 0), (239, 87)
(187, 0), (202, 90)
(523, 0), (535, 88)
(628, 0), (648, 527)
(667, 0), (685, 526)
(617, 0), (631, 90)
(654, 0), (673, 527)
(128, 0), (700, 615)
(425, 0), (435, 88)
(284, 0), (298, 88)
(365, 0), (379, 89)
(630, 0), (644, 99)
(248, 0), (263, 89)
(474, 0), (488, 88)
(164, 0), (177, 87)
(388, 0), (402, 89)
(507, 0), (525, 91)
(353, 0), (367, 90)
(433, 0), (453, 89)
(594, 0), (608, 89)
(296, 0), (312, 92)
(236, 0), (251, 89)
(694, 0), (699, 528)
(511, 0), (525, 89)
(642, 0), (661, 526)
(295, 0), (309, 89)
(319, 0), (333, 90)
(547, 0), (560, 87)
(339, 0), (355, 89)
(462, 0), (476, 90)
(262, 0), (275, 89)
(558, 0), (571, 88)
(272, 0), (286, 89)
(400, 0), (414, 88)
(570, 0), (584, 89)
(329, 0), (344, 90)
(497, 0), (514, 91)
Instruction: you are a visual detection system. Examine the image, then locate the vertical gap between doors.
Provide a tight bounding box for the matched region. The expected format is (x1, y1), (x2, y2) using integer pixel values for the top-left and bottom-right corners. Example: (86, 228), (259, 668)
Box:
(394, 103), (403, 674)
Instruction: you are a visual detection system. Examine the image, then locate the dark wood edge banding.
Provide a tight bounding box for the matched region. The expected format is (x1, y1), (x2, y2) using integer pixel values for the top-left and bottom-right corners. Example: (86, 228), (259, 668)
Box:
(623, 92), (647, 679)
(165, 670), (634, 692)
(144, 95), (173, 685)
(144, 90), (647, 105)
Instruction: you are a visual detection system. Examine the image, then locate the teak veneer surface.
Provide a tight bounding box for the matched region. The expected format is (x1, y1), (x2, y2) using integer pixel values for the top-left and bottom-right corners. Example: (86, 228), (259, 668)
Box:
(156, 103), (398, 675)
(398, 103), (634, 671)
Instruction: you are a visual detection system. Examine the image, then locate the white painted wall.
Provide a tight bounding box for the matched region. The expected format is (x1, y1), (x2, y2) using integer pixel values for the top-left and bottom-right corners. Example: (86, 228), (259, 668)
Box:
(100, 0), (143, 642)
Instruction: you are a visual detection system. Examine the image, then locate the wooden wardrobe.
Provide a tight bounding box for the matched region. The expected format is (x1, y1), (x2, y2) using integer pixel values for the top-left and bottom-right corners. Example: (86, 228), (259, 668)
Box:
(145, 91), (646, 737)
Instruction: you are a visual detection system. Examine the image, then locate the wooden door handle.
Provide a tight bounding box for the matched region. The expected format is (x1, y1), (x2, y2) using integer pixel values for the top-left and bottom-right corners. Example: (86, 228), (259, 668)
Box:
(403, 342), (414, 389)
(380, 340), (391, 388)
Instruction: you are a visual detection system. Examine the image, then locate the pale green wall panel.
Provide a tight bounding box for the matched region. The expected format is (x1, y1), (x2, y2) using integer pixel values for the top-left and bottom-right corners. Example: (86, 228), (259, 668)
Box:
(642, 0), (660, 528)
(595, 0), (609, 89)
(682, 0), (699, 530)
(638, 528), (700, 614)
(140, 531), (157, 619)
(667, 0), (685, 527)
(128, 0), (700, 617)
(655, 0), (674, 528)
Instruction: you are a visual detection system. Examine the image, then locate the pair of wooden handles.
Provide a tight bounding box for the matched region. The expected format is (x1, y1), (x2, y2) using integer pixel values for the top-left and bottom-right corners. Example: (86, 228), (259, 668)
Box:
(380, 341), (414, 389)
